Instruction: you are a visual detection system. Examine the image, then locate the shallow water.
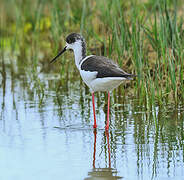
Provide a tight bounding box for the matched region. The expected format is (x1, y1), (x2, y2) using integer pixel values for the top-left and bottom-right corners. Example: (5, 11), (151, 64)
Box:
(0, 57), (184, 180)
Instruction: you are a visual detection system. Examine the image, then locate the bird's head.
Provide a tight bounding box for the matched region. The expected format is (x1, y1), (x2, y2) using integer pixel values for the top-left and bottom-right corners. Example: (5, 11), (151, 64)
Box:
(50, 33), (86, 63)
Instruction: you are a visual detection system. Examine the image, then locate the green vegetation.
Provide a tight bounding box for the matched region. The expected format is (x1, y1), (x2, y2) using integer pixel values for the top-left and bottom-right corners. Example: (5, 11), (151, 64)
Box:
(1, 0), (184, 106)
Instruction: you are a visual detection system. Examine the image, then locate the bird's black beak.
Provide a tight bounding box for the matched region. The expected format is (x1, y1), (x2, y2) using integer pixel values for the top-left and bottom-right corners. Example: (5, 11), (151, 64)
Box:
(50, 46), (67, 63)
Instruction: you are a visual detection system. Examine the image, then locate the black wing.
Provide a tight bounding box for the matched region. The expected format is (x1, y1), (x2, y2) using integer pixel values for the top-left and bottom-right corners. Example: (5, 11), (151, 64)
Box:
(81, 55), (135, 79)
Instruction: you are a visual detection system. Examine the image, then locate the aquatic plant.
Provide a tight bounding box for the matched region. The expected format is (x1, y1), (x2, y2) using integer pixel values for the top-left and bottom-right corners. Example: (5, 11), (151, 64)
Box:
(1, 0), (184, 106)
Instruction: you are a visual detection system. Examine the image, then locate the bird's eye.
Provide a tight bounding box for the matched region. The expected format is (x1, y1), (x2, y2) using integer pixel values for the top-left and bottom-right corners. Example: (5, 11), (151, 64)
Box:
(66, 37), (75, 44)
(70, 37), (75, 43)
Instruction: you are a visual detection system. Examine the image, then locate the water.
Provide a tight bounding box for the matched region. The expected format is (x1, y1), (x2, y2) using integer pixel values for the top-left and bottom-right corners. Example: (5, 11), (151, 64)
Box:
(0, 57), (184, 180)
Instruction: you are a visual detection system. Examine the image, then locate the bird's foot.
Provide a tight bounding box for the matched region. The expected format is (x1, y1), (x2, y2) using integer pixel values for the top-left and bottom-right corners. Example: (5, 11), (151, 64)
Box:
(105, 125), (109, 131)
(93, 124), (97, 129)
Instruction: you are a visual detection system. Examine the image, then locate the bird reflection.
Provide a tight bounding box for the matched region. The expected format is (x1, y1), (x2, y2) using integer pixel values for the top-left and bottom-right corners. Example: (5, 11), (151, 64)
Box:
(84, 130), (122, 180)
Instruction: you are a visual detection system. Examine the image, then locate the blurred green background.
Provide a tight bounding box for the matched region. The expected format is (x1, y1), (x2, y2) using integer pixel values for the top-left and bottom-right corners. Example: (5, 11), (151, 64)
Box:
(1, 0), (184, 105)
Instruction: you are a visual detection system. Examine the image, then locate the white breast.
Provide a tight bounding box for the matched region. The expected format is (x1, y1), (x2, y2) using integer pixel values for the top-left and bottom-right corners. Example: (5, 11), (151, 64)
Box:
(79, 69), (98, 90)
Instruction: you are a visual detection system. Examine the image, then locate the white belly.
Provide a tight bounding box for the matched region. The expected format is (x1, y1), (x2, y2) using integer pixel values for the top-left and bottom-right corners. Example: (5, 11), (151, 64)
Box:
(80, 69), (126, 92)
(90, 77), (126, 92)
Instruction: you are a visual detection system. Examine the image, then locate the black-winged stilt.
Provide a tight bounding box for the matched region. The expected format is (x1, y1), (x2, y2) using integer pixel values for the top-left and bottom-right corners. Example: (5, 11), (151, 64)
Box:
(50, 33), (135, 131)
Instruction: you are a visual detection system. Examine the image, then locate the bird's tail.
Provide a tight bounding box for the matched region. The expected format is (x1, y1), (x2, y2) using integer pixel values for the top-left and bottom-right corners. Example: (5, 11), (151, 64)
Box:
(126, 74), (136, 80)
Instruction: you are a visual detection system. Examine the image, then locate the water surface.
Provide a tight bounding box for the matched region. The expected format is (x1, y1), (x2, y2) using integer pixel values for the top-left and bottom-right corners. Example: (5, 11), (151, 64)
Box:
(0, 57), (184, 180)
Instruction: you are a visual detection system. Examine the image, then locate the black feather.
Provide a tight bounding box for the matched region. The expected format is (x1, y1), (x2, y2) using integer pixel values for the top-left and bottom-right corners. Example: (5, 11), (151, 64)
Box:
(81, 55), (135, 79)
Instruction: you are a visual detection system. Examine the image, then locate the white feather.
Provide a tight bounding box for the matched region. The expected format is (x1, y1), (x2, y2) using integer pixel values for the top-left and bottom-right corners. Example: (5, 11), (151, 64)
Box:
(89, 77), (127, 92)
(80, 70), (98, 90)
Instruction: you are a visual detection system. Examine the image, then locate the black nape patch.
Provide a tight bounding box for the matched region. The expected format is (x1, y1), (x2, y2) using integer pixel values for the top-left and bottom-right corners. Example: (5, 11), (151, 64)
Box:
(66, 33), (82, 44)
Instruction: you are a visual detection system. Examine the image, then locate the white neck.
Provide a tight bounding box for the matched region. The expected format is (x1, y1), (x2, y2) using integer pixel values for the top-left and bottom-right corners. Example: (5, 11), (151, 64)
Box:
(73, 43), (83, 69)
(67, 40), (86, 69)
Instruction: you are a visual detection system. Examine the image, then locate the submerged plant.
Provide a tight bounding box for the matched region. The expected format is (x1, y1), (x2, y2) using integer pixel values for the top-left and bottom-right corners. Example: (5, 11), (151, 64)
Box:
(1, 0), (184, 106)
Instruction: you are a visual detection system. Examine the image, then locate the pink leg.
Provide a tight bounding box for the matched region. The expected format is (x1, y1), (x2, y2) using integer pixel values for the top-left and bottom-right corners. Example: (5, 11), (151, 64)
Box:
(105, 92), (110, 131)
(92, 92), (97, 129)
(105, 130), (111, 168)
(93, 129), (97, 168)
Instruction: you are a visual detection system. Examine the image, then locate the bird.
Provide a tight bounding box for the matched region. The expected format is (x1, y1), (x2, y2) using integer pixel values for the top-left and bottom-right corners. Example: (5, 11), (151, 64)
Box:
(50, 33), (135, 131)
